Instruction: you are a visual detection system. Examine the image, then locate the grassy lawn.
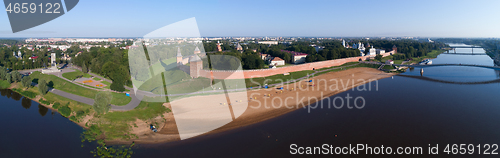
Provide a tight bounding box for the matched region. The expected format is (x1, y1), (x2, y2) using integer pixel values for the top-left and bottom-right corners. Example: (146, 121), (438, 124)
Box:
(93, 77), (101, 81)
(62, 70), (92, 80)
(44, 92), (93, 112)
(111, 93), (132, 106)
(406, 50), (444, 64)
(103, 101), (169, 122)
(316, 62), (359, 71)
(30, 71), (131, 105)
(244, 70), (315, 88)
(150, 58), (177, 76)
(137, 69), (191, 93)
(393, 60), (404, 64)
(426, 49), (445, 58)
(101, 81), (111, 88)
(382, 65), (396, 69)
(98, 80), (130, 92)
(96, 100), (170, 140)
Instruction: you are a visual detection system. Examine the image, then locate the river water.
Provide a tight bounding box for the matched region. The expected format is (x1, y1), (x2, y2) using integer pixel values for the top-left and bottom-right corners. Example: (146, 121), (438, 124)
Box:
(1, 44), (499, 157)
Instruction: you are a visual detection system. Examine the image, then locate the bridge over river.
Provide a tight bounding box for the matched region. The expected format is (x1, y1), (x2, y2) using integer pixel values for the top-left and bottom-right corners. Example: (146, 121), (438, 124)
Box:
(393, 63), (500, 70)
(441, 45), (484, 54)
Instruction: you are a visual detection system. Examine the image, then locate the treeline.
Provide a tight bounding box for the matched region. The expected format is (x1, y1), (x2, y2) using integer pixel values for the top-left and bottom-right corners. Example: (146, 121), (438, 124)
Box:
(0, 39), (23, 46)
(72, 47), (130, 92)
(204, 49), (265, 70)
(361, 39), (446, 59)
(0, 46), (52, 70)
(307, 48), (360, 62)
(203, 41), (235, 52)
(201, 39), (444, 70)
(0, 66), (30, 89)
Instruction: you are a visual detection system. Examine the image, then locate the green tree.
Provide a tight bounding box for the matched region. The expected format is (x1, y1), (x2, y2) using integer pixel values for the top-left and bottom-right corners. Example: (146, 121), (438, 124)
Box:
(93, 91), (112, 115)
(82, 63), (88, 73)
(6, 73), (11, 83)
(21, 76), (31, 89)
(11, 71), (22, 82)
(0, 67), (7, 80)
(375, 55), (383, 61)
(110, 82), (125, 92)
(38, 78), (48, 95)
(305, 54), (315, 63)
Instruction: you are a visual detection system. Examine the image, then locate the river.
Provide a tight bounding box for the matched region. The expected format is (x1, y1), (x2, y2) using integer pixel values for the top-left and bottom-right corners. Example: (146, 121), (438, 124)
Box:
(1, 44), (499, 157)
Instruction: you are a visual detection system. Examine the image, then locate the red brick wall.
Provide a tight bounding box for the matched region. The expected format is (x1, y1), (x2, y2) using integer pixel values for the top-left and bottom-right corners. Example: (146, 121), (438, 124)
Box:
(199, 53), (392, 79)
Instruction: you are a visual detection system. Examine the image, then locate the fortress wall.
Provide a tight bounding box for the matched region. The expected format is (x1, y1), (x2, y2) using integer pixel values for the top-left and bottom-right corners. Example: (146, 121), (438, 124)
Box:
(197, 53), (392, 79)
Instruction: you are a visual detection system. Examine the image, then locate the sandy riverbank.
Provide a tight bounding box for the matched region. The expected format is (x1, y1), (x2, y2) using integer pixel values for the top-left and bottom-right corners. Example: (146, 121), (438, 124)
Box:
(119, 67), (396, 144)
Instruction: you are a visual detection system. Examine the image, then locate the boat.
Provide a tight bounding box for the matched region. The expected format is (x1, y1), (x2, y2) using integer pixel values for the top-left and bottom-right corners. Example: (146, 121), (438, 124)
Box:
(419, 59), (432, 65)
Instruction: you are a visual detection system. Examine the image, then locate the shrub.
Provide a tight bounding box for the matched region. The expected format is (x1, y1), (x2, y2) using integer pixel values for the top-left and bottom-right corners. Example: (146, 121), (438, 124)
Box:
(76, 110), (86, 118)
(110, 82), (125, 92)
(93, 91), (112, 115)
(58, 104), (72, 117)
(12, 88), (37, 98)
(69, 116), (77, 122)
(21, 76), (32, 88)
(52, 102), (61, 109)
(38, 98), (51, 105)
(0, 80), (11, 89)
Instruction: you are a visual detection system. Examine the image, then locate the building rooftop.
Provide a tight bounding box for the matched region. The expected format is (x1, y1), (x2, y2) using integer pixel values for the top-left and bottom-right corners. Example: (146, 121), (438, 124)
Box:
(189, 55), (201, 62)
(271, 57), (284, 61)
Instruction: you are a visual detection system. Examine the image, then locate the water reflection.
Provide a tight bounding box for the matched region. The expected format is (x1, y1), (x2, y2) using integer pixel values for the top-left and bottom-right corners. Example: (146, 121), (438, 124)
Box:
(1, 89), (12, 98)
(11, 92), (22, 101)
(0, 88), (8, 97)
(38, 104), (48, 117)
(21, 97), (32, 109)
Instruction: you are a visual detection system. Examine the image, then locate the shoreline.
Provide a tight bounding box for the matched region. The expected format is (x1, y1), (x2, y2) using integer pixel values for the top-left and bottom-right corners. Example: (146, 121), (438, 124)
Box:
(110, 67), (396, 145)
(2, 66), (396, 145)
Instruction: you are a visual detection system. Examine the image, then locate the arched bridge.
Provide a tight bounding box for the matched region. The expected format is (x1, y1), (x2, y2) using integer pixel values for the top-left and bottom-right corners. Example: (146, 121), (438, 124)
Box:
(397, 74), (500, 85)
(393, 64), (500, 70)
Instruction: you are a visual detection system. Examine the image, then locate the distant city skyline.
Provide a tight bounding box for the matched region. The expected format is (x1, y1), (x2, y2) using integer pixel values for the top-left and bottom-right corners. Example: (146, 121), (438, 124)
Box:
(1, 0), (499, 38)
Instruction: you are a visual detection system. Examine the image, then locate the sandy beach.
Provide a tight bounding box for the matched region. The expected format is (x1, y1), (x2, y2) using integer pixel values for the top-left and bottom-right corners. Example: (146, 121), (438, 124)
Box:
(118, 67), (396, 144)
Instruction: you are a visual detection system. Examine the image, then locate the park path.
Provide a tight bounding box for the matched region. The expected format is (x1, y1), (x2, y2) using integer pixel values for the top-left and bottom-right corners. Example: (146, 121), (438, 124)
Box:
(26, 65), (140, 110)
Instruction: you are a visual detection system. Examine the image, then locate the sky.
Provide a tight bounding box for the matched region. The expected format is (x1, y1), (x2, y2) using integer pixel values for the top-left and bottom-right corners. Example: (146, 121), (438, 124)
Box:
(0, 0), (499, 38)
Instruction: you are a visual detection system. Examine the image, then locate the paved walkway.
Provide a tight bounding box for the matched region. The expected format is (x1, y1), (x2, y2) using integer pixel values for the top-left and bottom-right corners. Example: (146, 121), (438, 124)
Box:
(28, 66), (140, 111)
